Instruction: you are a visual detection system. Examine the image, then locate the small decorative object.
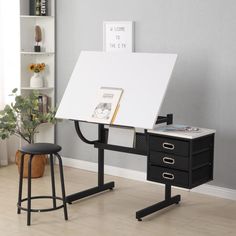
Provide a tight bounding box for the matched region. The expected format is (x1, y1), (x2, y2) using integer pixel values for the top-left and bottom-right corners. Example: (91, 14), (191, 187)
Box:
(30, 72), (43, 88)
(0, 88), (57, 178)
(35, 0), (41, 16)
(29, 63), (45, 88)
(103, 21), (134, 52)
(34, 25), (42, 52)
(30, 0), (48, 16)
(41, 0), (48, 16)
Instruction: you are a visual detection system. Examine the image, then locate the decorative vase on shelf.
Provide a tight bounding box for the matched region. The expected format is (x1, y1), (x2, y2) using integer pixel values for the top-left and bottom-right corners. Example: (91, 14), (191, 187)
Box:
(30, 72), (44, 88)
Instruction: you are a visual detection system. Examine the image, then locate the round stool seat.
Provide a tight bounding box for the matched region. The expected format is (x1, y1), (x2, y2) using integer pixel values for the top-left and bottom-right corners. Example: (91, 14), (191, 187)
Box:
(20, 143), (62, 155)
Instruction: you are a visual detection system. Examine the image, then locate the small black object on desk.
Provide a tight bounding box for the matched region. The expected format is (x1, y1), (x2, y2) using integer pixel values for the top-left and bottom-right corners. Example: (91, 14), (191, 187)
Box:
(66, 114), (215, 221)
(17, 143), (68, 226)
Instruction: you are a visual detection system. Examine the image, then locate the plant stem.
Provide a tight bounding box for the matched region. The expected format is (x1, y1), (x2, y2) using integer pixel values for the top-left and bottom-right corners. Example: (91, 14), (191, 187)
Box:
(14, 131), (30, 144)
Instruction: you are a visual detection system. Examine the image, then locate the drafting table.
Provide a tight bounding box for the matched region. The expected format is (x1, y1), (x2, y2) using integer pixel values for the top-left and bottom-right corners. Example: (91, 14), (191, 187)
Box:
(56, 51), (215, 220)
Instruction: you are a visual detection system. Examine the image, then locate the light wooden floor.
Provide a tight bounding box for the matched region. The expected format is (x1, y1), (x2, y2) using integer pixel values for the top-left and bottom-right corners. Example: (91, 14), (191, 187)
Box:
(0, 164), (235, 236)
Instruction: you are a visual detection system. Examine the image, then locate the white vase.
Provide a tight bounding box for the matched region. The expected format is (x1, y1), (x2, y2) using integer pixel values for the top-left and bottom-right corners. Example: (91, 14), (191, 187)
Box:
(30, 72), (43, 88)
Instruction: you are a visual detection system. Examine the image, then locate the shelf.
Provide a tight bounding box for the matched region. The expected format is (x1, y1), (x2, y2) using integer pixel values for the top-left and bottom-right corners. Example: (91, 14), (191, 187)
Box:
(21, 87), (54, 91)
(20, 0), (55, 144)
(20, 15), (54, 19)
(21, 52), (55, 55)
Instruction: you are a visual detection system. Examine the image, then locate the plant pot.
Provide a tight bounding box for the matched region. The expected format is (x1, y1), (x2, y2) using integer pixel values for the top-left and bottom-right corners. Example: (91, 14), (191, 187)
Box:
(30, 72), (43, 88)
(15, 150), (47, 178)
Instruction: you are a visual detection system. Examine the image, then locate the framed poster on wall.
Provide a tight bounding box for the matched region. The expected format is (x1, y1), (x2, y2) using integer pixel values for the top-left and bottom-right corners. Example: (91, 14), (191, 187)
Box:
(103, 21), (134, 52)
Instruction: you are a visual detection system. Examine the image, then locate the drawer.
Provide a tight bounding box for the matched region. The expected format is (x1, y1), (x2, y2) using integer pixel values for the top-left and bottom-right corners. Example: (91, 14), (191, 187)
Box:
(149, 136), (189, 156)
(147, 165), (189, 188)
(149, 151), (189, 171)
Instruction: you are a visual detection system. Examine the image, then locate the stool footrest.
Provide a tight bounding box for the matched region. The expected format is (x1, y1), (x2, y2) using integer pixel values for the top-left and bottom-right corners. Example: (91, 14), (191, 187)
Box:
(17, 196), (65, 213)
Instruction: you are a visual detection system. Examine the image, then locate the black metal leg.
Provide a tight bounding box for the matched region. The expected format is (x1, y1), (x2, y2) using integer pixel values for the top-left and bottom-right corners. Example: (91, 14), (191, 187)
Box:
(66, 124), (115, 203)
(98, 124), (104, 186)
(66, 144), (115, 203)
(98, 148), (104, 186)
(17, 153), (25, 214)
(27, 155), (33, 226)
(55, 153), (68, 221)
(49, 154), (57, 208)
(17, 152), (69, 224)
(165, 184), (171, 200)
(136, 184), (181, 221)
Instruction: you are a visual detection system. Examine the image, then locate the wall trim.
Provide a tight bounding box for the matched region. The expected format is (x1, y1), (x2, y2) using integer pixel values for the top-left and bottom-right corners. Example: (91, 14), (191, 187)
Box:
(0, 160), (8, 166)
(191, 184), (236, 200)
(61, 156), (146, 182)
(60, 157), (236, 201)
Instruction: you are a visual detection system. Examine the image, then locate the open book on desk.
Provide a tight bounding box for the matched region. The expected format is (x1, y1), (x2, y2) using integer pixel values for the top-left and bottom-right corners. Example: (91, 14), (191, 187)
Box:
(88, 87), (123, 125)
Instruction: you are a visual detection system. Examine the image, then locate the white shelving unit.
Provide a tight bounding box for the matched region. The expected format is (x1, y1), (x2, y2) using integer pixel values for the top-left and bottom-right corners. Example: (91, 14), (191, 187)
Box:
(20, 0), (55, 143)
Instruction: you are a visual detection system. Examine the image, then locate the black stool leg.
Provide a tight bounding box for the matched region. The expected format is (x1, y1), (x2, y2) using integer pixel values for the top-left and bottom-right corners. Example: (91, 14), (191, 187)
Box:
(49, 154), (57, 208)
(55, 153), (68, 221)
(17, 153), (25, 214)
(27, 155), (33, 226)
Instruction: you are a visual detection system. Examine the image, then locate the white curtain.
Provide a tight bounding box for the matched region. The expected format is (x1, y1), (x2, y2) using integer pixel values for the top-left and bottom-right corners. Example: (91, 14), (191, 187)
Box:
(0, 87), (8, 166)
(0, 0), (20, 166)
(0, 17), (8, 166)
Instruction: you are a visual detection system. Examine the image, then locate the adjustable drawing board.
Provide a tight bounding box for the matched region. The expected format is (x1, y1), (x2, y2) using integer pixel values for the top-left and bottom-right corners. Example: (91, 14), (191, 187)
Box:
(56, 51), (177, 129)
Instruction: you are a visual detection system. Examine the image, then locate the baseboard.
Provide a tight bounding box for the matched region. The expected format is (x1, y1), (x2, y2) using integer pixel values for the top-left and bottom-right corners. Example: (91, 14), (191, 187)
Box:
(191, 184), (236, 201)
(0, 160), (8, 166)
(60, 157), (236, 201)
(61, 156), (146, 182)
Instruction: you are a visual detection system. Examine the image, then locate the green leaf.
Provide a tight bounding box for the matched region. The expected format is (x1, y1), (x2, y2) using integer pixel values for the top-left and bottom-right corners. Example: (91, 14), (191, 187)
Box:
(12, 88), (18, 93)
(0, 89), (57, 142)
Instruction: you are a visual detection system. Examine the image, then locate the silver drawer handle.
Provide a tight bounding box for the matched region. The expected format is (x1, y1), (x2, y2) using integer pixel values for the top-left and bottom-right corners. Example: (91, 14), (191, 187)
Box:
(163, 156), (175, 165)
(162, 172), (175, 180)
(162, 142), (175, 150)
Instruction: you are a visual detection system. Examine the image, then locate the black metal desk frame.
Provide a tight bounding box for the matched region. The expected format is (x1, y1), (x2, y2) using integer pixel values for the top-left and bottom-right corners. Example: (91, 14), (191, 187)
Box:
(66, 114), (181, 221)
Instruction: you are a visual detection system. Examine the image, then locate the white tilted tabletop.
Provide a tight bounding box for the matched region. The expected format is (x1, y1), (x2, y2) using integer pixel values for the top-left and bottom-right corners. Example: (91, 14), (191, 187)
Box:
(56, 51), (177, 129)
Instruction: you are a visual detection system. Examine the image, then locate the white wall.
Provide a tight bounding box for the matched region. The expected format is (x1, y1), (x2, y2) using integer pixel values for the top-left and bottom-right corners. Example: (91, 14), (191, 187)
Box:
(56, 0), (236, 190)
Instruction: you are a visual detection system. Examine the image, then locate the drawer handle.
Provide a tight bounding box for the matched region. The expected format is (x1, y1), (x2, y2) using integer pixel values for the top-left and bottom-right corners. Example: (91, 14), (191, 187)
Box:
(162, 142), (175, 150)
(162, 172), (175, 180)
(163, 157), (175, 165)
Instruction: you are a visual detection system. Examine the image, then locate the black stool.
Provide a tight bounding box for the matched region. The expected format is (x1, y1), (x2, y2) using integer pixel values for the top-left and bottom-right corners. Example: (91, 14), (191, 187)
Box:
(17, 143), (68, 225)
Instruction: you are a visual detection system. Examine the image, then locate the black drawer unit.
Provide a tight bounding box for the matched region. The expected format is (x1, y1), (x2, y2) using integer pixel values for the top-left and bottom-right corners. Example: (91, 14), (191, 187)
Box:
(147, 133), (215, 189)
(72, 116), (216, 221)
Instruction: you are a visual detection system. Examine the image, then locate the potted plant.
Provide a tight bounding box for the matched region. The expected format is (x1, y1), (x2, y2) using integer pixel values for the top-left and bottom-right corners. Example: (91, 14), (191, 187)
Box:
(29, 62), (45, 88)
(0, 88), (56, 178)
